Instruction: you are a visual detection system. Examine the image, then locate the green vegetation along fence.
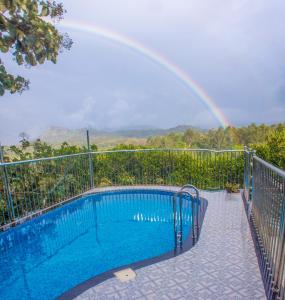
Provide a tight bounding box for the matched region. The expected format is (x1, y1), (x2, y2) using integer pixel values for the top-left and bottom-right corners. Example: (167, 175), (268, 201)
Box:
(0, 149), (244, 228)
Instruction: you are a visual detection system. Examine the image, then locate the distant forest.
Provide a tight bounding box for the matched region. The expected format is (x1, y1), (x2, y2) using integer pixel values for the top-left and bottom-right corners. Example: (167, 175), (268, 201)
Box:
(2, 123), (285, 169)
(145, 123), (285, 169)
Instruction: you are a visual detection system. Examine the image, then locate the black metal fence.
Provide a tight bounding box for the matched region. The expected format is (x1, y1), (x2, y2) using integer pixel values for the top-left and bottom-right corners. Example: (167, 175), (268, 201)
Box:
(0, 149), (244, 228)
(0, 152), (92, 227)
(246, 154), (285, 300)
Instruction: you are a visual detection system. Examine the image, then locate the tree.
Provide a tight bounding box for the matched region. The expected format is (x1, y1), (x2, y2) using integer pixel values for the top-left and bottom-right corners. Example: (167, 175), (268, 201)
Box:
(264, 128), (285, 169)
(0, 0), (72, 96)
(253, 126), (285, 170)
(183, 128), (196, 147)
(19, 131), (30, 148)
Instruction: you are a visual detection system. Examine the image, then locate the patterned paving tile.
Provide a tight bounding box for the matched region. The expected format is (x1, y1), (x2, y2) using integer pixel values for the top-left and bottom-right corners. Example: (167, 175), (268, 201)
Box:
(75, 189), (266, 300)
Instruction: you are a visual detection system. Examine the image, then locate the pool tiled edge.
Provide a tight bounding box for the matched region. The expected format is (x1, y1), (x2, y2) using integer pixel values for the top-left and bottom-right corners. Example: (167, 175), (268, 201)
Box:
(73, 188), (266, 300)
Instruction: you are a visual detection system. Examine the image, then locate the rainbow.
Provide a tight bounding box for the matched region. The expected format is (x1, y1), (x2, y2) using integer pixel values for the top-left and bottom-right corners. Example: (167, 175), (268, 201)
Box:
(60, 20), (230, 128)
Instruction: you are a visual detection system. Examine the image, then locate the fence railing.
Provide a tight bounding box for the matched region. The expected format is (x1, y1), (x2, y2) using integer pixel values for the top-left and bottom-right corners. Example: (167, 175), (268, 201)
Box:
(0, 152), (92, 228)
(248, 154), (285, 300)
(0, 148), (244, 228)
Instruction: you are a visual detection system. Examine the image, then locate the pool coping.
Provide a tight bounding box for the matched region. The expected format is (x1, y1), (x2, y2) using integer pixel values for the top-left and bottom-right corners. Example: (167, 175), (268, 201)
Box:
(57, 186), (208, 300)
(0, 185), (206, 232)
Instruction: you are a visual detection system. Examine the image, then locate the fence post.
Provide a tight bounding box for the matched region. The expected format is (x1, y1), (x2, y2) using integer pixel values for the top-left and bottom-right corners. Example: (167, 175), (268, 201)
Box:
(0, 143), (15, 221)
(243, 145), (248, 194)
(245, 148), (256, 219)
(86, 130), (94, 189)
(244, 146), (250, 204)
(243, 146), (255, 217)
(250, 149), (256, 202)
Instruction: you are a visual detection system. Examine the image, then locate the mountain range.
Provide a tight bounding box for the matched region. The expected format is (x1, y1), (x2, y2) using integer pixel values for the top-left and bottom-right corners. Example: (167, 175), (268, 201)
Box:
(39, 125), (201, 148)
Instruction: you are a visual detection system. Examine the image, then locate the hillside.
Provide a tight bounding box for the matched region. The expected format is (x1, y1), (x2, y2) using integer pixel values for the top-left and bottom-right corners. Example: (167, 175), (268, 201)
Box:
(39, 125), (200, 148)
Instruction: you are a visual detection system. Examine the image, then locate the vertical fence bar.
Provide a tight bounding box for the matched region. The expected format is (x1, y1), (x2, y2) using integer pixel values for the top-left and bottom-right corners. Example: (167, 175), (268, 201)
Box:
(0, 144), (15, 221)
(86, 130), (94, 190)
(243, 146), (255, 217)
(243, 146), (250, 207)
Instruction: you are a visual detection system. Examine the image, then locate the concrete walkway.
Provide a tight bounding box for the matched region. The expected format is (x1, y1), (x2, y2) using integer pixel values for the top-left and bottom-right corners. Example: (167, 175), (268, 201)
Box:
(76, 188), (265, 300)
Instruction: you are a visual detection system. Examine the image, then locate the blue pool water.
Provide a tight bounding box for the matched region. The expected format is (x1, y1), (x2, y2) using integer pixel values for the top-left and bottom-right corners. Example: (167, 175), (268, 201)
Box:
(0, 189), (193, 300)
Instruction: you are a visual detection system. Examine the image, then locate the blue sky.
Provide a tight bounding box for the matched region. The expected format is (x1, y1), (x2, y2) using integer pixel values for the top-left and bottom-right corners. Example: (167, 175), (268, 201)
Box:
(1, 0), (285, 143)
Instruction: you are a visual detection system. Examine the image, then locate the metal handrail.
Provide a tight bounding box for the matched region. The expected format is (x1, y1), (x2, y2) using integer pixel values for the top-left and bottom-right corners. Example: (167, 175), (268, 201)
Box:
(253, 155), (285, 178)
(173, 190), (192, 249)
(0, 152), (91, 167)
(180, 184), (200, 238)
(180, 184), (200, 200)
(173, 184), (200, 249)
(0, 148), (244, 167)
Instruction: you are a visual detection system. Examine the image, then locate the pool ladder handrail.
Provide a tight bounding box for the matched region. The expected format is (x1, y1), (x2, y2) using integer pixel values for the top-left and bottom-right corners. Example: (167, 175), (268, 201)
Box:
(180, 184), (200, 200)
(173, 185), (200, 249)
(181, 185), (200, 235)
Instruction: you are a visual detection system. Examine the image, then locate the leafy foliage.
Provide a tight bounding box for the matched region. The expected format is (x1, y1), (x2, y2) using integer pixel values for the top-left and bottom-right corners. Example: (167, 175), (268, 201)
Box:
(225, 182), (240, 193)
(146, 123), (285, 169)
(4, 138), (97, 161)
(254, 125), (285, 169)
(147, 123), (284, 151)
(1, 122), (285, 226)
(0, 0), (72, 95)
(3, 123), (285, 171)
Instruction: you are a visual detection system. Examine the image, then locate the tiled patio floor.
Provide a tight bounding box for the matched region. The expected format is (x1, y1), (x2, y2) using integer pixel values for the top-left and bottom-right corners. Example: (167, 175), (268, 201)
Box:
(76, 188), (266, 300)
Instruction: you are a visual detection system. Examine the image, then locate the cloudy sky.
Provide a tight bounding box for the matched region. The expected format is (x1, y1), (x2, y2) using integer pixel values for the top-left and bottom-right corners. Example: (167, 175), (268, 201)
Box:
(1, 0), (285, 143)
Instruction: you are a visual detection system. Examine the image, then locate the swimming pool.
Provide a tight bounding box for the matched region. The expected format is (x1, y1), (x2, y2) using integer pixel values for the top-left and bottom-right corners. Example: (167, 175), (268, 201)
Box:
(0, 189), (205, 300)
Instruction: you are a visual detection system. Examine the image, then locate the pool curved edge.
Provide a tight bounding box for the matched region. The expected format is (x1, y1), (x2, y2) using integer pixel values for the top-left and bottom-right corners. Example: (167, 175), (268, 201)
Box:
(57, 187), (208, 300)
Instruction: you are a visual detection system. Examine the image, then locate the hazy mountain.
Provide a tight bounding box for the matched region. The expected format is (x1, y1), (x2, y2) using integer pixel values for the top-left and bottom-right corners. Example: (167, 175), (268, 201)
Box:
(39, 125), (202, 148)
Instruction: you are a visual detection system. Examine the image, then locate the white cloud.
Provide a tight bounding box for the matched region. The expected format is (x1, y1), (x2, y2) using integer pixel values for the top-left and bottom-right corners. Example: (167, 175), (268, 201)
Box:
(1, 0), (285, 143)
(68, 96), (97, 125)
